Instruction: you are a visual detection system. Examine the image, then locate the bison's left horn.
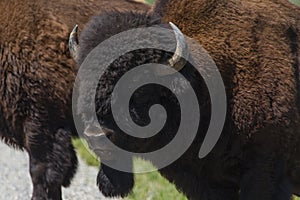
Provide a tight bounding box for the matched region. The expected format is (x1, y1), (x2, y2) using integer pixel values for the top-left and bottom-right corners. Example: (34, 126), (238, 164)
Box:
(168, 22), (189, 72)
(69, 25), (79, 60)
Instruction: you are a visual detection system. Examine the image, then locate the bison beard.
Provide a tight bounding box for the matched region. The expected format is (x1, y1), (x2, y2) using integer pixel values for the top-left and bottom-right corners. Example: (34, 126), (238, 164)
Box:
(0, 0), (149, 199)
(74, 1), (300, 200)
(97, 163), (134, 197)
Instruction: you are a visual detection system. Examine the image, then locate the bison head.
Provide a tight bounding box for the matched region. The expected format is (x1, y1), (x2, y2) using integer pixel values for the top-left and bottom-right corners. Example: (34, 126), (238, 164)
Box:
(70, 11), (209, 198)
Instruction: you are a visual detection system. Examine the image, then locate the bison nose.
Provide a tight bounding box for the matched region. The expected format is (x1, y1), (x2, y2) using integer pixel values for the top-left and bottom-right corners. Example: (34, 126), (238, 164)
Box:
(83, 122), (114, 148)
(84, 122), (103, 136)
(84, 122), (114, 139)
(83, 124), (115, 161)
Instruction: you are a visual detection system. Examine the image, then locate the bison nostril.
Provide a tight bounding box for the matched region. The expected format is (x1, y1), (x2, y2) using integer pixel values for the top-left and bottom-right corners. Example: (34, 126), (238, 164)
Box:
(107, 132), (113, 140)
(102, 128), (114, 140)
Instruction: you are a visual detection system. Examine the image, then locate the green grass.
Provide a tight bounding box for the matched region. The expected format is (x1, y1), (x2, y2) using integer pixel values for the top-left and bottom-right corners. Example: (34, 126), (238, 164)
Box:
(72, 139), (100, 166)
(145, 0), (155, 4)
(126, 158), (187, 200)
(290, 0), (300, 6)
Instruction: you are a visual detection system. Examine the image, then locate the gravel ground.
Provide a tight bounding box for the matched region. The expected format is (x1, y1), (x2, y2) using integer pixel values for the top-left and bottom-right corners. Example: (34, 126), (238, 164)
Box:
(0, 142), (117, 200)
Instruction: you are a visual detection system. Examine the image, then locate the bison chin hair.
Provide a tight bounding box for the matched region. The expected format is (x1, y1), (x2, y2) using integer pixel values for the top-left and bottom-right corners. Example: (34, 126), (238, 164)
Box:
(97, 162), (134, 197)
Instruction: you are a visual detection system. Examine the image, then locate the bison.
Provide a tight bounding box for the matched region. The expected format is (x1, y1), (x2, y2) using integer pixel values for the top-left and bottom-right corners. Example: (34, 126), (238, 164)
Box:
(71, 0), (300, 200)
(0, 0), (149, 199)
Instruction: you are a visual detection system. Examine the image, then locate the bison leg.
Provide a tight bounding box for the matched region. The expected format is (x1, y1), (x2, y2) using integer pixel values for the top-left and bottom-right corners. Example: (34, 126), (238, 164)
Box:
(240, 158), (273, 200)
(50, 129), (78, 189)
(273, 177), (293, 200)
(240, 153), (291, 200)
(204, 185), (239, 200)
(26, 124), (77, 200)
(45, 129), (78, 200)
(47, 186), (62, 200)
(29, 153), (63, 200)
(29, 155), (48, 200)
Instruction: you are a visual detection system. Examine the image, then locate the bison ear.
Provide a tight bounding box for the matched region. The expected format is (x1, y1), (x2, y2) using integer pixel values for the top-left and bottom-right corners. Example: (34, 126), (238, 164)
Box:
(158, 22), (189, 76)
(69, 25), (79, 61)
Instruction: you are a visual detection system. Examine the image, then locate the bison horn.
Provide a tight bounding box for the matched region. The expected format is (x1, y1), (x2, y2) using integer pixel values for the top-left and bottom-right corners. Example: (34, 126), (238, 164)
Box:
(168, 22), (189, 72)
(69, 25), (79, 60)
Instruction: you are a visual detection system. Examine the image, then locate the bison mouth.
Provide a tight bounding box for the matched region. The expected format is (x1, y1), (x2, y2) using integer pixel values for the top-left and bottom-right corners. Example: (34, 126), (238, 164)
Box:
(83, 120), (134, 197)
(83, 121), (116, 161)
(93, 147), (114, 161)
(85, 133), (116, 161)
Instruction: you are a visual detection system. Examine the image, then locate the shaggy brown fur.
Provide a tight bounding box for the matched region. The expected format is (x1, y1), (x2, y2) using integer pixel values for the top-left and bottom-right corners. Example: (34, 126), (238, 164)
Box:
(152, 0), (300, 198)
(76, 0), (300, 199)
(0, 0), (149, 199)
(155, 0), (300, 133)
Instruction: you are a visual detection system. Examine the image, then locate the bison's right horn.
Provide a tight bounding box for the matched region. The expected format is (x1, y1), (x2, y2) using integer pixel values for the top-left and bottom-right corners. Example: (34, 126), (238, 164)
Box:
(157, 22), (189, 76)
(69, 25), (79, 60)
(168, 22), (189, 72)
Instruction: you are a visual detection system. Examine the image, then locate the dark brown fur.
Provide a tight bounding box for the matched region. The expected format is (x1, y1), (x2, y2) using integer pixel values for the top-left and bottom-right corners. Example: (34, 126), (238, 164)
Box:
(0, 0), (149, 199)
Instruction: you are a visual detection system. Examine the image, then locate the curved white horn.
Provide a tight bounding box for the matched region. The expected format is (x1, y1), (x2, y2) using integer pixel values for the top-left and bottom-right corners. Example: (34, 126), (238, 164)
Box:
(69, 25), (79, 60)
(168, 22), (189, 72)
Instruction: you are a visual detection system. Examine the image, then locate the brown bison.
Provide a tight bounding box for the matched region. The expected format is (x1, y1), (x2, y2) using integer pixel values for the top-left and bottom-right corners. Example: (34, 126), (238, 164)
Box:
(71, 0), (300, 199)
(0, 0), (149, 199)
